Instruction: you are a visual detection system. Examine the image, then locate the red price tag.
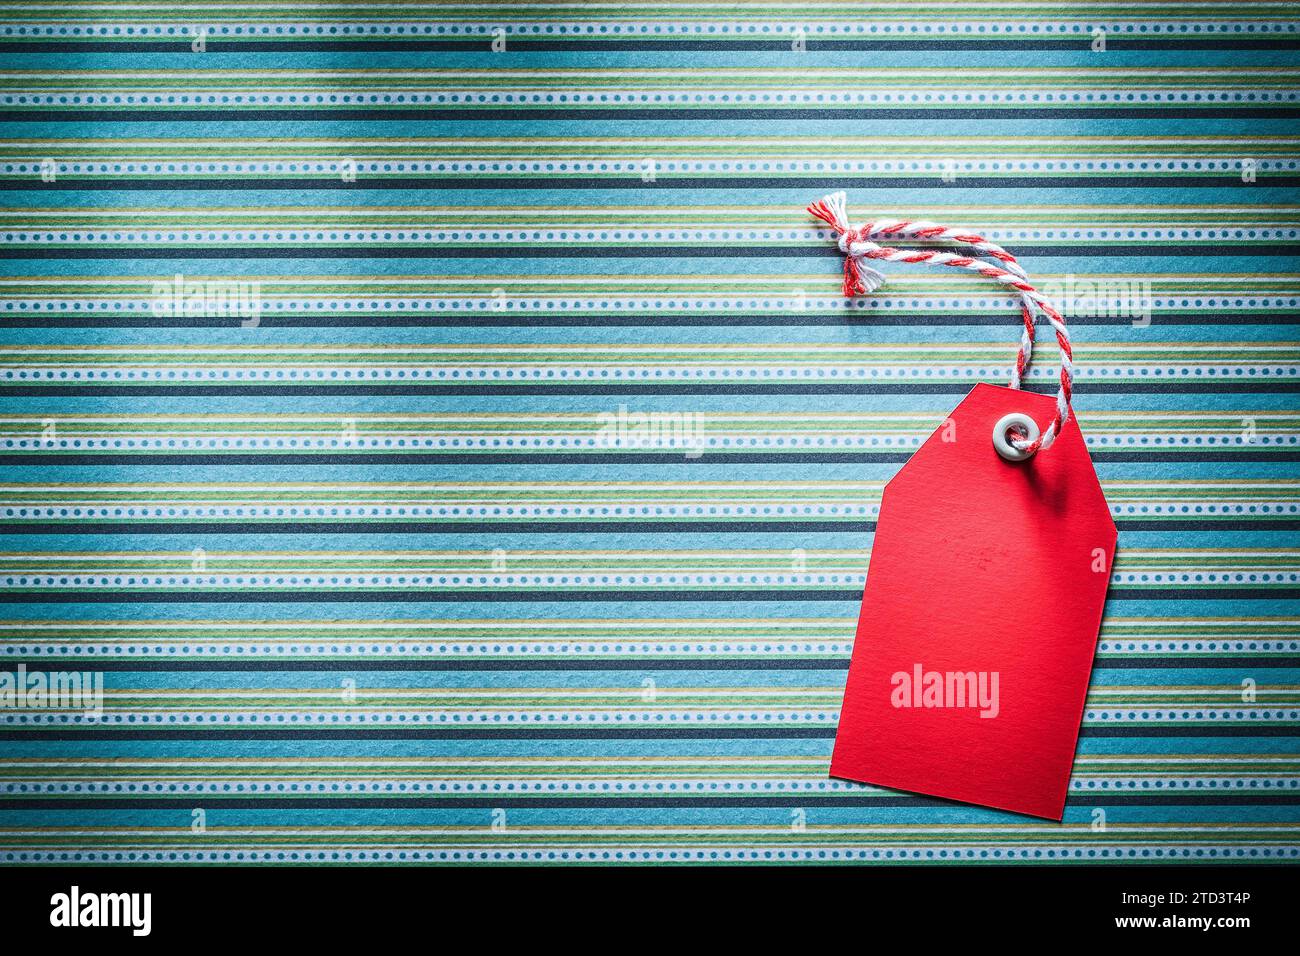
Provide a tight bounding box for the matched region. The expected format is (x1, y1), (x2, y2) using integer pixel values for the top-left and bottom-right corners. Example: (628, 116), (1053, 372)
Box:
(830, 383), (1116, 819)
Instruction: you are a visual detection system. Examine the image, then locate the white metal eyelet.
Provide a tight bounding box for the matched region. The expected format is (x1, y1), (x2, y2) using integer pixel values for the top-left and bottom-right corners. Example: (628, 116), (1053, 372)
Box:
(992, 412), (1040, 462)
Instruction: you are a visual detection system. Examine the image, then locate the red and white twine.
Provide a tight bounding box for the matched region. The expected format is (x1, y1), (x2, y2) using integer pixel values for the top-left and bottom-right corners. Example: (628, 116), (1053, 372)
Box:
(808, 191), (1073, 455)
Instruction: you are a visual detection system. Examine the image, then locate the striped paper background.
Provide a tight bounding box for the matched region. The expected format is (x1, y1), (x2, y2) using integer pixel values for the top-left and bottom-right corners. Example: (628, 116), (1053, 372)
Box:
(0, 1), (1297, 864)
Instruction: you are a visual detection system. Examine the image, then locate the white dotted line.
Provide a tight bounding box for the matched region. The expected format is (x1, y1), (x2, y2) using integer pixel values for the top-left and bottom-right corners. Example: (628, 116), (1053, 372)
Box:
(5, 91), (1299, 108)
(1, 641), (855, 658)
(7, 707), (1296, 727)
(2, 227), (1295, 244)
(0, 708), (844, 726)
(4, 776), (1294, 795)
(0, 571), (1291, 590)
(1, 365), (1293, 383)
(3, 846), (1295, 864)
(7, 158), (1297, 177)
(0, 573), (869, 589)
(2, 640), (1296, 660)
(4, 434), (1295, 453)
(1, 501), (1296, 521)
(2, 21), (1297, 38)
(0, 503), (883, 520)
(4, 296), (1297, 313)
(0, 570), (1295, 590)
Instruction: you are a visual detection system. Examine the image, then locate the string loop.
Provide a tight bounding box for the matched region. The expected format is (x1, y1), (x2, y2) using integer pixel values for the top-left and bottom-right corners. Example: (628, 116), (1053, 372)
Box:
(808, 190), (1073, 455)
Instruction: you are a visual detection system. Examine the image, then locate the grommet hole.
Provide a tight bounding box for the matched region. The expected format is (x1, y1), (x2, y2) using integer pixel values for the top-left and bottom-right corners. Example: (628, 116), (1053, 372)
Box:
(992, 412), (1040, 462)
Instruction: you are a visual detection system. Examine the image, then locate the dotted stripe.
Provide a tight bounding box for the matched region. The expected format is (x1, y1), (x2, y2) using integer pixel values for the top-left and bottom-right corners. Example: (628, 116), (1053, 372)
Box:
(2, 707), (1297, 726)
(2, 366), (1295, 383)
(2, 226), (1295, 243)
(4, 846), (1298, 865)
(5, 90), (1300, 109)
(7, 158), (1300, 176)
(3, 776), (1296, 795)
(2, 640), (1296, 659)
(2, 21), (1298, 39)
(1, 500), (1297, 521)
(0, 571), (1294, 589)
(3, 435), (1295, 452)
(5, 295), (1297, 313)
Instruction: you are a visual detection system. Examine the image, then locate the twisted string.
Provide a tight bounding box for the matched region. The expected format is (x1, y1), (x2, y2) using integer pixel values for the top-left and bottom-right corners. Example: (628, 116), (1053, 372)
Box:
(807, 190), (1073, 455)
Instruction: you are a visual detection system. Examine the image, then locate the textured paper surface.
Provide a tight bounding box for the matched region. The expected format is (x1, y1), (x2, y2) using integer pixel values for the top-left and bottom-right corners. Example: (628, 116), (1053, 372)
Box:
(0, 2), (1293, 866)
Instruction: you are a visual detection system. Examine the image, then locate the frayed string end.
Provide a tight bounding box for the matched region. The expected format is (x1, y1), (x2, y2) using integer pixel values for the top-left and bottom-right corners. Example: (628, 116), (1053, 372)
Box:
(807, 191), (850, 233)
(845, 259), (886, 297)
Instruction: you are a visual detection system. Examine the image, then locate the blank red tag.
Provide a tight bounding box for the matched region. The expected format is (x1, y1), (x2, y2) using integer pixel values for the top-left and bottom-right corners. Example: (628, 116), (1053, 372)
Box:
(830, 383), (1117, 819)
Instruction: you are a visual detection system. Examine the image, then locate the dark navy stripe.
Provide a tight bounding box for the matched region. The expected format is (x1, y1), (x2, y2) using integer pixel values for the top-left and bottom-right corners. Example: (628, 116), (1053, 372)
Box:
(0, 657), (1289, 672)
(3, 793), (1296, 810)
(1, 518), (1295, 534)
(3, 451), (1294, 465)
(0, 383), (1293, 397)
(9, 176), (1299, 191)
(0, 588), (1292, 603)
(1, 108), (1295, 122)
(4, 38), (1300, 53)
(1, 244), (1296, 259)
(0, 311), (1295, 329)
(0, 724), (1292, 740)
